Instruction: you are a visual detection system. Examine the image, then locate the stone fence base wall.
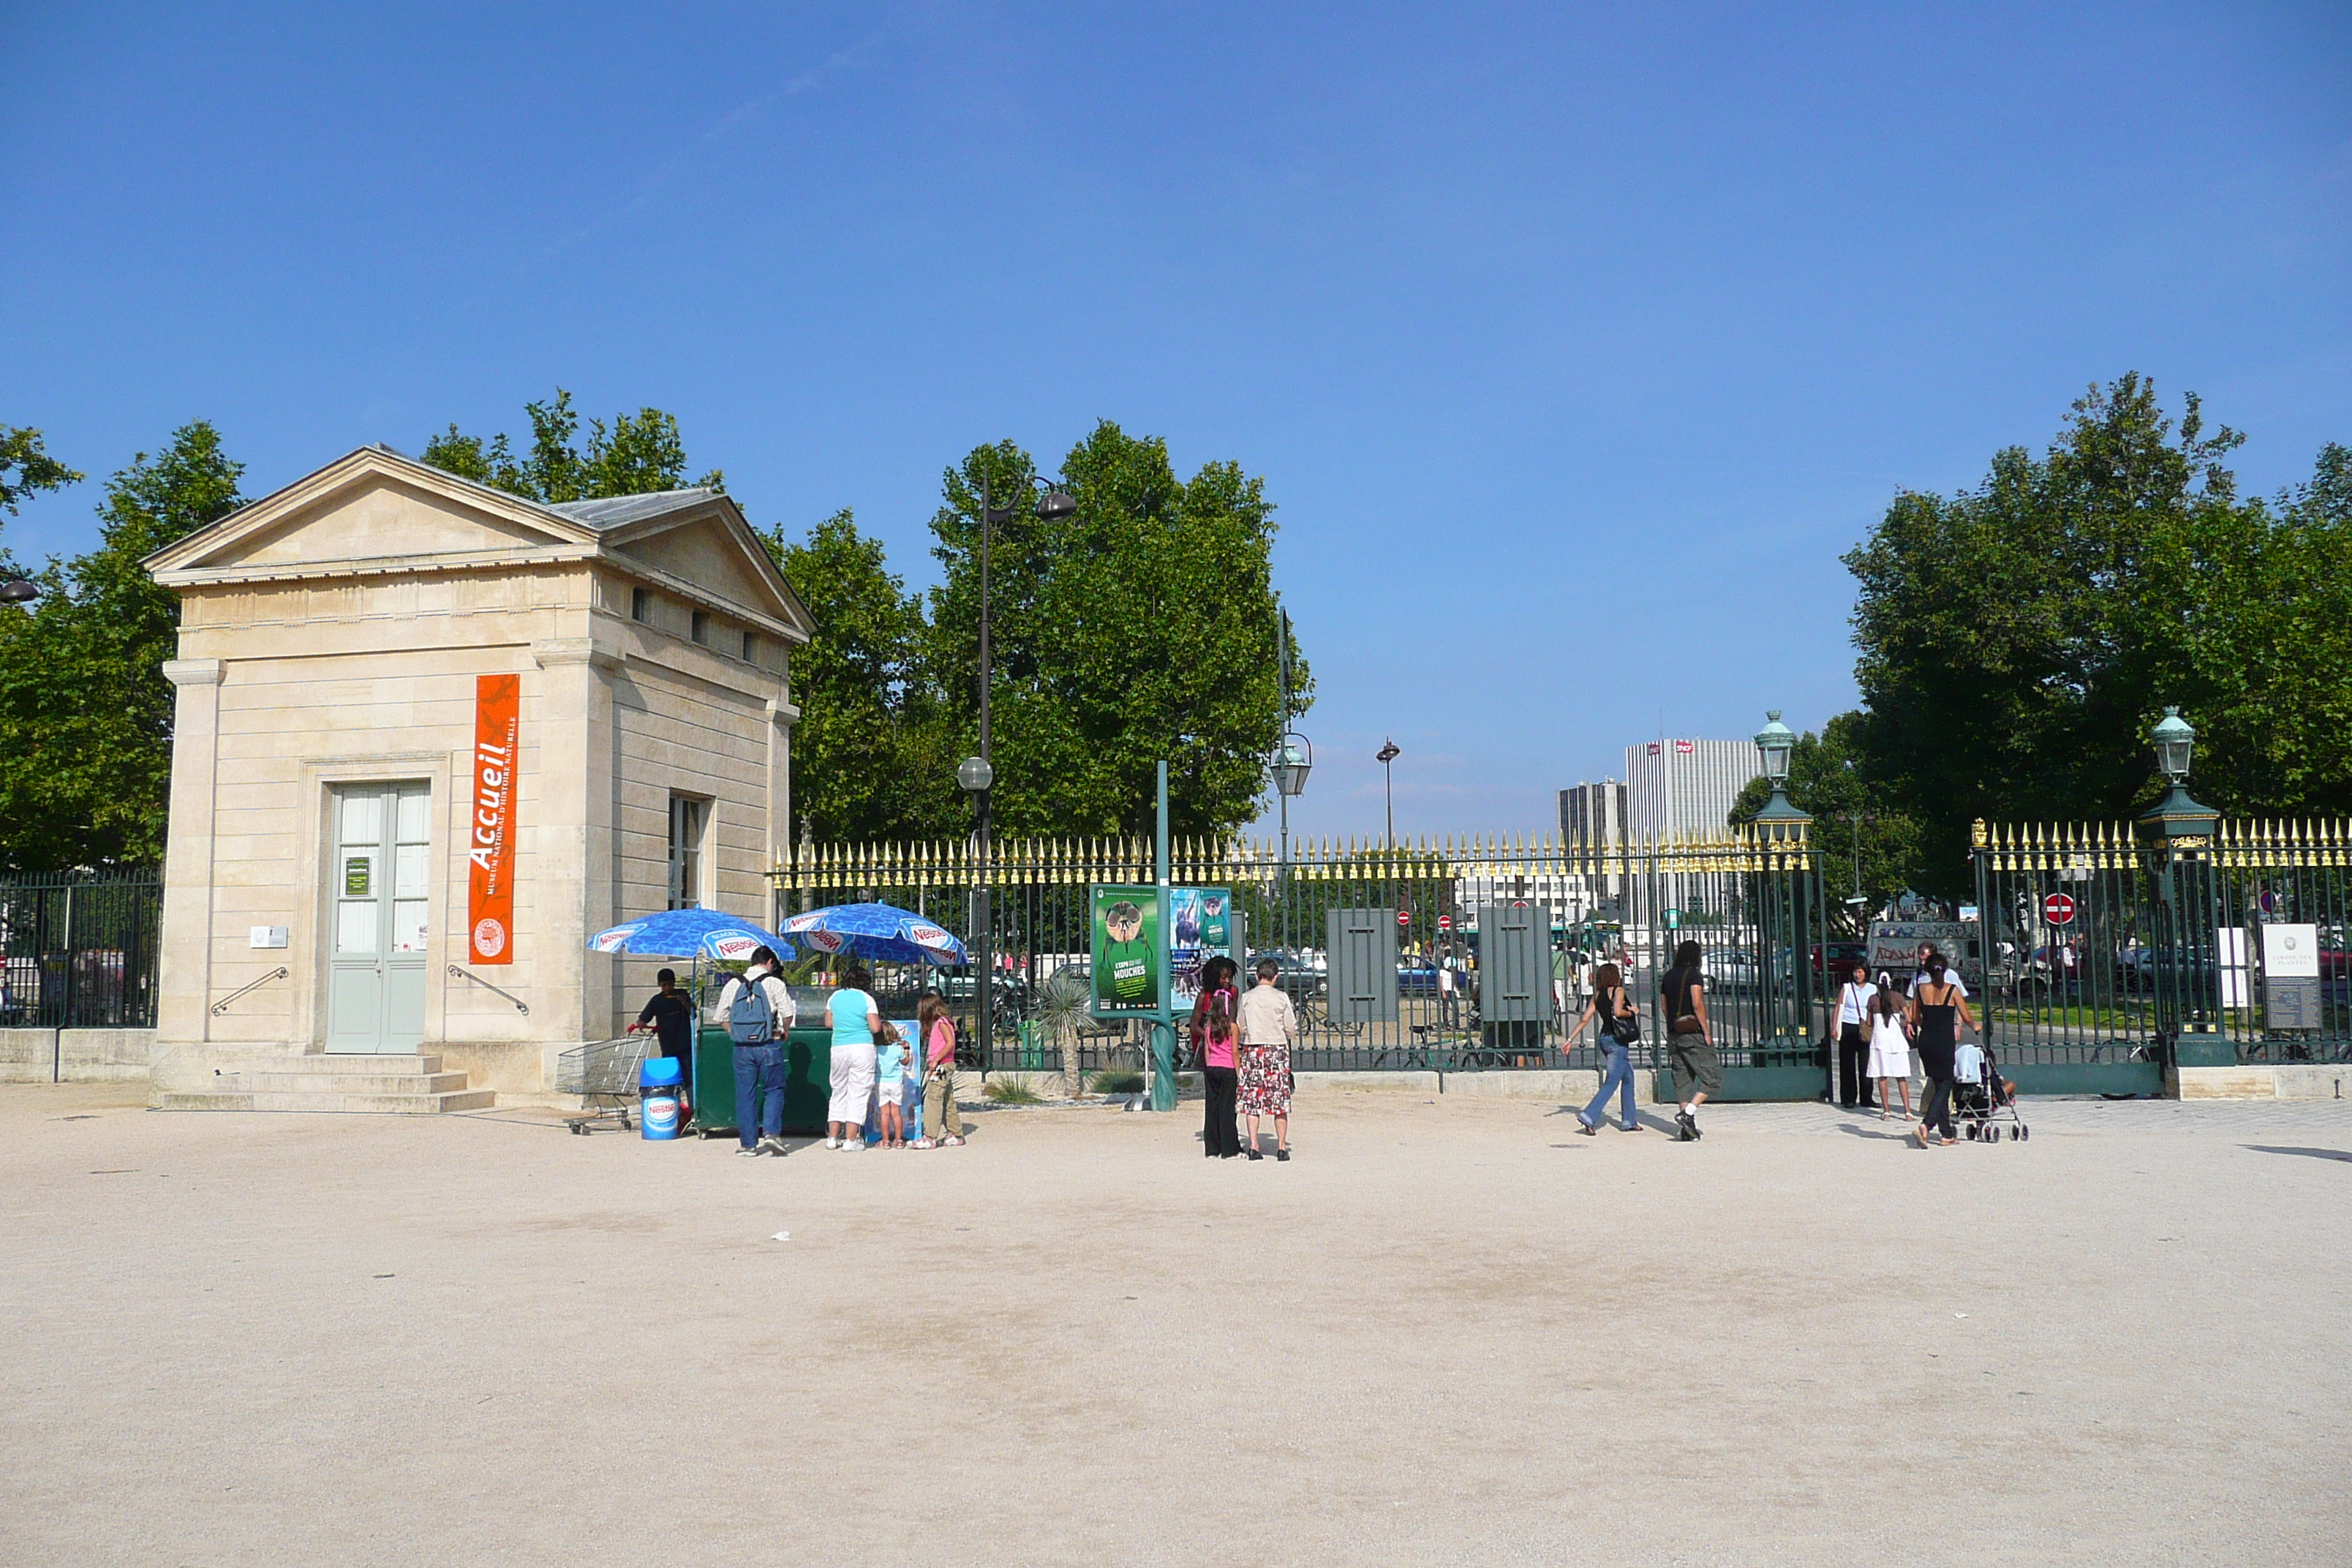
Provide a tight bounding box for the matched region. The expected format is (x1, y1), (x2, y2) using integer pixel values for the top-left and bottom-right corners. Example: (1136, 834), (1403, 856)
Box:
(0, 1029), (156, 1084)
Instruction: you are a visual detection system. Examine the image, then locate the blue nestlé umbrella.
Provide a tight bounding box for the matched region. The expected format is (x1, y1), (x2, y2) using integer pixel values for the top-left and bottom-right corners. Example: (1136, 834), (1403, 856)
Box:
(587, 907), (791, 965)
(779, 902), (968, 966)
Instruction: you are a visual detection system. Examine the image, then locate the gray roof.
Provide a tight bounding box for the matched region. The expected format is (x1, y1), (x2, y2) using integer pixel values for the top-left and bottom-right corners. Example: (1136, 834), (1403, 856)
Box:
(546, 489), (720, 531)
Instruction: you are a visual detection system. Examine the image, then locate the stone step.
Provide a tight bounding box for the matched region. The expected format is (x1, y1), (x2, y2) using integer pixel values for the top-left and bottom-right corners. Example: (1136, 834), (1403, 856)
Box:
(234, 1070), (472, 1096)
(276, 1053), (445, 1074)
(154, 1087), (497, 1115)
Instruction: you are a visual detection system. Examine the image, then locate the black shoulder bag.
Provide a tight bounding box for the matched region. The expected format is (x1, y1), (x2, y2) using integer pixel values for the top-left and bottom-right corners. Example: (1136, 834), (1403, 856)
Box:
(1605, 986), (1642, 1045)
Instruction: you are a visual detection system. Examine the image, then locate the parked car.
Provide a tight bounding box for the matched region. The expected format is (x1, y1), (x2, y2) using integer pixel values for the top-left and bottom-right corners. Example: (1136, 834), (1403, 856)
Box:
(1249, 949), (1327, 999)
(1812, 941), (1869, 984)
(1702, 951), (1761, 995)
(1397, 956), (1442, 996)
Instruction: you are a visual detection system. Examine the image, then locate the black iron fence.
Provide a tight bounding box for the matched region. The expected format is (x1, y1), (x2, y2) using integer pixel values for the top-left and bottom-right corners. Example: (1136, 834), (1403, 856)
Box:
(772, 831), (1827, 1096)
(1972, 818), (2352, 1084)
(0, 875), (163, 1030)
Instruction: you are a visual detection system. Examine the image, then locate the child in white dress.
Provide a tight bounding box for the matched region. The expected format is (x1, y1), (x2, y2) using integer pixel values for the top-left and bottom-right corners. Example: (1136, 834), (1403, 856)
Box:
(1866, 979), (1913, 1121)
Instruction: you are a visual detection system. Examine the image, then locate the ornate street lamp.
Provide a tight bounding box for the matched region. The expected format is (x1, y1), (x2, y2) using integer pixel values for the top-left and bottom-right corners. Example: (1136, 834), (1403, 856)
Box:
(2136, 706), (2222, 1063)
(1751, 710), (1809, 843)
(2137, 706), (2215, 845)
(1275, 734), (1312, 799)
(0, 581), (38, 605)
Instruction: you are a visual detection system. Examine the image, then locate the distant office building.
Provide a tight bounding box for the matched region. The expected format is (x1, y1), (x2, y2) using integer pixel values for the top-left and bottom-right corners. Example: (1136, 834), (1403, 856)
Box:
(1558, 780), (1629, 850)
(1626, 738), (1761, 843)
(1559, 777), (1630, 908)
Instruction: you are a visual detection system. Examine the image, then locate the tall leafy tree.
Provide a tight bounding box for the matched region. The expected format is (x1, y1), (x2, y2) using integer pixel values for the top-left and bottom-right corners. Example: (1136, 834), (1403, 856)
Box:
(0, 426), (83, 519)
(0, 423), (245, 871)
(760, 509), (962, 841)
(926, 422), (1309, 838)
(1731, 712), (1924, 930)
(421, 390), (722, 501)
(1844, 375), (2351, 897)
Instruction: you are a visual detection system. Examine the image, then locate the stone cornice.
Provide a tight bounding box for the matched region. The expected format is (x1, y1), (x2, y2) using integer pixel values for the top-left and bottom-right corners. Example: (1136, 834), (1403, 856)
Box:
(162, 658), (225, 687)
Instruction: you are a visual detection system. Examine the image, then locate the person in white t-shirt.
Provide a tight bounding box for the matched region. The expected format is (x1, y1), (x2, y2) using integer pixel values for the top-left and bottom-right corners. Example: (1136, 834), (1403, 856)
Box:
(1907, 945), (1969, 1001)
(1832, 960), (1878, 1110)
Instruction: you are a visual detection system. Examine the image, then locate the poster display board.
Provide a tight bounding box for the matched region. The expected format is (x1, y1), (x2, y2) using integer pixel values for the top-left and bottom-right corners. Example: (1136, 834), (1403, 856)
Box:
(1090, 886), (1160, 1017)
(2262, 924), (2322, 1031)
(1168, 887), (1235, 1014)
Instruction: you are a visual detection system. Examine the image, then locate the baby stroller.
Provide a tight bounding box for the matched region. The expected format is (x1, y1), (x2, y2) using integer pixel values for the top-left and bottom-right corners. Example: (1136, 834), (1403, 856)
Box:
(1952, 1041), (2028, 1142)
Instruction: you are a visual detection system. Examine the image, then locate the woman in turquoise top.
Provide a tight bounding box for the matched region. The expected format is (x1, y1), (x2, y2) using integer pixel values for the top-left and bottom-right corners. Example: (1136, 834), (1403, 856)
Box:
(825, 963), (886, 1150)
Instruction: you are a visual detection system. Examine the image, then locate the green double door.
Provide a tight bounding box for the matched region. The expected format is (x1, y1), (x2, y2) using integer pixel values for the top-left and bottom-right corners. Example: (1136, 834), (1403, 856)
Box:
(326, 784), (429, 1053)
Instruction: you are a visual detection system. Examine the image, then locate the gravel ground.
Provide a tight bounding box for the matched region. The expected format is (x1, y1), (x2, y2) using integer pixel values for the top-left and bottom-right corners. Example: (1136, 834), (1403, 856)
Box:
(1, 1082), (2346, 1567)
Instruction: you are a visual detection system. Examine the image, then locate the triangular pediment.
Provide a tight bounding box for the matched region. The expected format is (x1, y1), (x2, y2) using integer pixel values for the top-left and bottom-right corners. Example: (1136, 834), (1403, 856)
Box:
(607, 508), (814, 640)
(147, 447), (598, 584)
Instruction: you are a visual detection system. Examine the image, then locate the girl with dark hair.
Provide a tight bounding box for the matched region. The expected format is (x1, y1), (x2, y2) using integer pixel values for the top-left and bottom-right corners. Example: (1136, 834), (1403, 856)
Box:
(1660, 940), (1718, 1141)
(1567, 961), (1642, 1134)
(1907, 953), (1975, 1147)
(1192, 955), (1242, 1158)
(1866, 974), (1913, 1121)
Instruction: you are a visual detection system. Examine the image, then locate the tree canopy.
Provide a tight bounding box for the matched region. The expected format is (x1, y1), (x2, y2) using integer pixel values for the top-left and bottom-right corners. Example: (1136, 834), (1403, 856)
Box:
(1839, 374), (2352, 898)
(0, 423), (245, 871)
(764, 421), (1308, 842)
(925, 422), (1308, 839)
(0, 426), (83, 519)
(1730, 712), (1923, 932)
(421, 390), (722, 502)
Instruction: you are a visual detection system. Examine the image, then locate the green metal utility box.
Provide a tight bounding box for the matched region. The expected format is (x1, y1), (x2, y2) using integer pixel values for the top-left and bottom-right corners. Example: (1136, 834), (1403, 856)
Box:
(690, 1022), (833, 1138)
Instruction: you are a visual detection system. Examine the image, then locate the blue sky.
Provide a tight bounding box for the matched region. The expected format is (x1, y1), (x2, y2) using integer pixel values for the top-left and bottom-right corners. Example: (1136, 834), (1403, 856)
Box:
(5, 1), (2347, 840)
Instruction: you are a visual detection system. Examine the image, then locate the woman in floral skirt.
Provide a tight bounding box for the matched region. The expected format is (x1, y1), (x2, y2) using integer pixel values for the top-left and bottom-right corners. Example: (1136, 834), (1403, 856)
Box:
(1236, 956), (1299, 1161)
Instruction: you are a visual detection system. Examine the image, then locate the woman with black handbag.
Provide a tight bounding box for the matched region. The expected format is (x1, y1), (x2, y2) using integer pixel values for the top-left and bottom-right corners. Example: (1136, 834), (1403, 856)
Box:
(1567, 962), (1643, 1134)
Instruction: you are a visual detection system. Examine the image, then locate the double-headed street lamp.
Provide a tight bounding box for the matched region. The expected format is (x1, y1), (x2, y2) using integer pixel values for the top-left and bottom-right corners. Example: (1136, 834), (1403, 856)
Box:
(958, 467), (1076, 1060)
(1376, 738), (1401, 846)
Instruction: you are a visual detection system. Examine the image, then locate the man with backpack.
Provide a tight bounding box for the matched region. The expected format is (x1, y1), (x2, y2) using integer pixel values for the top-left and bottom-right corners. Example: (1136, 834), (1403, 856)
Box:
(712, 946), (796, 1157)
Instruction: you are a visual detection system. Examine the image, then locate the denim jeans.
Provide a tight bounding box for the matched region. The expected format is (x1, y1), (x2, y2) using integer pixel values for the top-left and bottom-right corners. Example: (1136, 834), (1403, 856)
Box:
(1580, 1039), (1636, 1129)
(734, 1043), (784, 1146)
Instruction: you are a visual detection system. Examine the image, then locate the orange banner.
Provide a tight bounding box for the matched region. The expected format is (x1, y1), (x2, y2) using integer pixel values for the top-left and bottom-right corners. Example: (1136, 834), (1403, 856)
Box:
(467, 674), (520, 965)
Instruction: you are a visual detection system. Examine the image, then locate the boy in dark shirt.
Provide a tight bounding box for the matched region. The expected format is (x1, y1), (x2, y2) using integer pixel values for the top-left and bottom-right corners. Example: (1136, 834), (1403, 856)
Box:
(633, 969), (696, 1088)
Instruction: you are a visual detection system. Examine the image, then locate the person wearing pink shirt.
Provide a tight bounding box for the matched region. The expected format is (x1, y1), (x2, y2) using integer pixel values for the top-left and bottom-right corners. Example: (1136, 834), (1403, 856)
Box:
(911, 992), (965, 1149)
(1193, 955), (1242, 1158)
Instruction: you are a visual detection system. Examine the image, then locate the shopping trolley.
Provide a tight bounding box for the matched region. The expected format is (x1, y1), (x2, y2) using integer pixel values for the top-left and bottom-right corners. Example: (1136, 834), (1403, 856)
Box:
(557, 1035), (653, 1134)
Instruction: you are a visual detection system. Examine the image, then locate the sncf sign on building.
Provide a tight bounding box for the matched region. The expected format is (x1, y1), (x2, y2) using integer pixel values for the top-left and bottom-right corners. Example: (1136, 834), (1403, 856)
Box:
(141, 445), (813, 1102)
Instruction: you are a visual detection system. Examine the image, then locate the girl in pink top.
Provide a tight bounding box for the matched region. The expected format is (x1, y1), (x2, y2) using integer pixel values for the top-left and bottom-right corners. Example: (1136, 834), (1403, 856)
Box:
(1192, 955), (1242, 1158)
(911, 992), (965, 1147)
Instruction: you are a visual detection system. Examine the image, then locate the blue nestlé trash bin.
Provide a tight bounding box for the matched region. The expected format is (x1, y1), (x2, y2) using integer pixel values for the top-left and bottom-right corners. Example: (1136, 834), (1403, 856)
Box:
(639, 1055), (684, 1141)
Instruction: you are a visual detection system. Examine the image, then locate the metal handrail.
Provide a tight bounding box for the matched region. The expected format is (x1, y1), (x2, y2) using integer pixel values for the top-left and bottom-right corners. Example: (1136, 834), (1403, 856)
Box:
(212, 966), (290, 1016)
(448, 964), (529, 1015)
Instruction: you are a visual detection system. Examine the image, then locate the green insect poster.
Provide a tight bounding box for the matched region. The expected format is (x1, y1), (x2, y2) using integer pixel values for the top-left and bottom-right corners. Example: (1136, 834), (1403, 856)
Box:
(1090, 885), (1159, 1017)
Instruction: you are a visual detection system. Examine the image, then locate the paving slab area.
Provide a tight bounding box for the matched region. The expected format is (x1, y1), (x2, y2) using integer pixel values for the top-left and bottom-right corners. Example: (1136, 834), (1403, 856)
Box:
(2, 1083), (2348, 1567)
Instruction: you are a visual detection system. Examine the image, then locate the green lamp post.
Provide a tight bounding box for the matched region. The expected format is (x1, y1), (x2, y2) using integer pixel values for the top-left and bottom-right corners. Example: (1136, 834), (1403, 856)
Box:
(2136, 706), (2225, 1067)
(1751, 711), (1811, 844)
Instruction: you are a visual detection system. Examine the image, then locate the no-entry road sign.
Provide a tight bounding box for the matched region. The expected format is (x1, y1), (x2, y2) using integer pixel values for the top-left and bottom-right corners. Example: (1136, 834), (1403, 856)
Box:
(1397, 909), (1411, 927)
(2043, 892), (2077, 926)
(1437, 914), (1453, 931)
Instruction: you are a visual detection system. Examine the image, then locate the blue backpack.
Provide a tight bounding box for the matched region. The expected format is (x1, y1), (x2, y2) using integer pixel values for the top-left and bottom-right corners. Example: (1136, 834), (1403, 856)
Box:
(727, 975), (776, 1044)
